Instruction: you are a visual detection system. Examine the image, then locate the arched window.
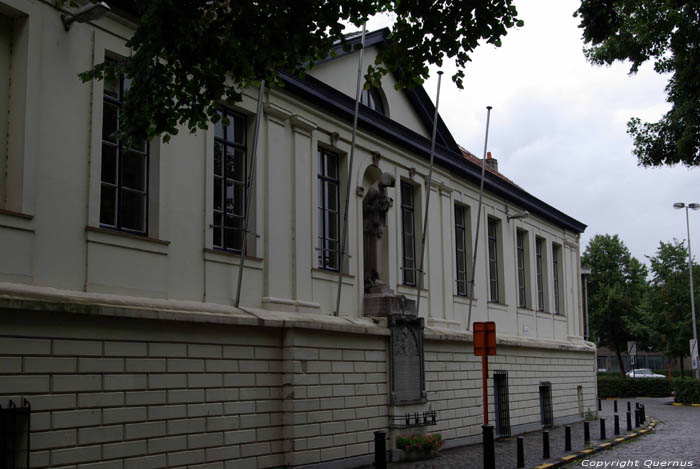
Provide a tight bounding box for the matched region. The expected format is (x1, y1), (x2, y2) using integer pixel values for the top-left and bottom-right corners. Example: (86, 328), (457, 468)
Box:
(360, 87), (386, 115)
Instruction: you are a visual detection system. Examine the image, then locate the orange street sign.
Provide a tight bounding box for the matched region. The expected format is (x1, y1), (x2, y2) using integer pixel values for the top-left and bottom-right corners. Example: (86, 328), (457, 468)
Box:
(473, 321), (496, 356)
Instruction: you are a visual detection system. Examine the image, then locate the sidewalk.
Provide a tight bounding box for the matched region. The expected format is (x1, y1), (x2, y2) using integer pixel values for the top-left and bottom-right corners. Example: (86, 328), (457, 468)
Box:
(384, 398), (649, 469)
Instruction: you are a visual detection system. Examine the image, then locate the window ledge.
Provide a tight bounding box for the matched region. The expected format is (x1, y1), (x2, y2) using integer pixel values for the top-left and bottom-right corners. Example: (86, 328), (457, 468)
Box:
(0, 208), (33, 220)
(0, 209), (34, 233)
(204, 248), (263, 269)
(311, 268), (354, 286)
(453, 295), (476, 305)
(86, 226), (169, 255)
(487, 302), (509, 312)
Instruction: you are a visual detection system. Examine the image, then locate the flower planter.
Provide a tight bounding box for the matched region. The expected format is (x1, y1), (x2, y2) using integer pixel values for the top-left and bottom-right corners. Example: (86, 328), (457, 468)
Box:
(401, 448), (440, 461)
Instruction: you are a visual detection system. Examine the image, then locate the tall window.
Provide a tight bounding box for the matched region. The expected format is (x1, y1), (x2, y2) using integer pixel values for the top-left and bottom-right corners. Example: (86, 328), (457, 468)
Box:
(552, 243), (562, 314)
(401, 181), (417, 286)
(455, 204), (470, 296)
(317, 149), (340, 270)
(213, 109), (247, 252)
(487, 218), (500, 302)
(516, 230), (527, 308)
(100, 67), (149, 234)
(360, 87), (385, 115)
(536, 237), (546, 311)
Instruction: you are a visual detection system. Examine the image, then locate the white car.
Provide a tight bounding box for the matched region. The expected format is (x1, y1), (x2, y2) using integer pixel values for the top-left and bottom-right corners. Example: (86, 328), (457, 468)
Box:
(625, 368), (665, 378)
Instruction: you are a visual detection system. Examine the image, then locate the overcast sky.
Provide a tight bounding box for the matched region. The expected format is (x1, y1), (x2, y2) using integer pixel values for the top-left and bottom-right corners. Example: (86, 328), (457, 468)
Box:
(363, 0), (699, 266)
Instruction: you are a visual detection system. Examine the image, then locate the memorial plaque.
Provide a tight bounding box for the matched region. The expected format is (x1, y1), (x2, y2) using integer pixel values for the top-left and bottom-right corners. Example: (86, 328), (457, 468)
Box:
(388, 315), (426, 405)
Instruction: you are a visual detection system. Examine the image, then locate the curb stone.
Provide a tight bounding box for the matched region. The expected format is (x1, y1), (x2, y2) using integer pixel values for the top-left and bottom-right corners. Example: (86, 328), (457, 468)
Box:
(531, 419), (657, 469)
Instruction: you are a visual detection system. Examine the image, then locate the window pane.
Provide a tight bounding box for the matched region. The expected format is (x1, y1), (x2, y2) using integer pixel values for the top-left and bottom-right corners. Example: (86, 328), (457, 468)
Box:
(122, 151), (147, 191)
(225, 179), (234, 215)
(215, 113), (224, 139)
(326, 182), (338, 212)
(104, 75), (119, 99)
(213, 176), (223, 211)
(326, 153), (338, 179)
(214, 141), (223, 176)
(100, 185), (117, 226)
(224, 227), (242, 251)
(213, 213), (222, 247)
(233, 182), (245, 216)
(234, 148), (245, 182)
(120, 189), (146, 232)
(102, 102), (119, 143)
(101, 143), (118, 184)
(455, 206), (464, 226)
(234, 114), (246, 144)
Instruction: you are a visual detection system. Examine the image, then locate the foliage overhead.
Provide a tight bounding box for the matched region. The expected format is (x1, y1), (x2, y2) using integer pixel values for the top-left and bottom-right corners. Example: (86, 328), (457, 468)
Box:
(582, 234), (647, 374)
(79, 0), (523, 143)
(575, 0), (700, 167)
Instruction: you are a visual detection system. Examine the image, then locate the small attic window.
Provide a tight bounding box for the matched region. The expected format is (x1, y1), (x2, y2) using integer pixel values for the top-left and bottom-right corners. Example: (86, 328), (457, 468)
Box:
(360, 87), (386, 115)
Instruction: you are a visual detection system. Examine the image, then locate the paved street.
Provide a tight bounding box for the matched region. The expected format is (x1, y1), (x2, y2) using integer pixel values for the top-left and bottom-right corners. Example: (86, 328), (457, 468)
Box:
(382, 397), (698, 469)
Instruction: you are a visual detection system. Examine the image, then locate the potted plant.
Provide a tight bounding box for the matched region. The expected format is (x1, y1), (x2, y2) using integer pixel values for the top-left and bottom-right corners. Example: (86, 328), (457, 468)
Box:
(396, 433), (444, 461)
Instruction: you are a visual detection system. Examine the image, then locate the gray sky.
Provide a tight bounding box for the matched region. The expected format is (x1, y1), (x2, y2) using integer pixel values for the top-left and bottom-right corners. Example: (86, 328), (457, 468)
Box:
(364, 0), (700, 266)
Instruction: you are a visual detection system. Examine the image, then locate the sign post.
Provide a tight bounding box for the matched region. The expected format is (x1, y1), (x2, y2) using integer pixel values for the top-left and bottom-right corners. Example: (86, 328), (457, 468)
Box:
(627, 341), (637, 377)
(474, 321), (496, 469)
(690, 339), (698, 370)
(474, 322), (497, 424)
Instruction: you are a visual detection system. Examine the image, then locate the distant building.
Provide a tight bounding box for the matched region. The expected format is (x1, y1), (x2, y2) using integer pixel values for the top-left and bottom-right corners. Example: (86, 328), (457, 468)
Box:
(0, 2), (595, 468)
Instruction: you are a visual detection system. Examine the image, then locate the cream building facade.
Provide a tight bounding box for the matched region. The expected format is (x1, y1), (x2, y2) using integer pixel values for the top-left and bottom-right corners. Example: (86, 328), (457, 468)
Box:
(0, 1), (596, 468)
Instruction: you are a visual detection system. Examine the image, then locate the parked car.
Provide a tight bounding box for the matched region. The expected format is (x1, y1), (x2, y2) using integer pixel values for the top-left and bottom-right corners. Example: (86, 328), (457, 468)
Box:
(625, 368), (665, 378)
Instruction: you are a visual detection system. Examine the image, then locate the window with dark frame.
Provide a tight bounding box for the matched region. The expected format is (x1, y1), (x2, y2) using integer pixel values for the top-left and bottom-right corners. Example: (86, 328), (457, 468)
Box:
(317, 148), (340, 270)
(536, 237), (545, 311)
(455, 204), (469, 296)
(552, 243), (561, 314)
(213, 109), (247, 252)
(401, 181), (417, 286)
(517, 230), (527, 308)
(487, 218), (500, 302)
(360, 87), (385, 115)
(100, 66), (149, 235)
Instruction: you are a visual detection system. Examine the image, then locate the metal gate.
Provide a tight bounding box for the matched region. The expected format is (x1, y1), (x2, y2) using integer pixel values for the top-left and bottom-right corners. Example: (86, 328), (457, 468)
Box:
(493, 371), (511, 438)
(539, 382), (553, 427)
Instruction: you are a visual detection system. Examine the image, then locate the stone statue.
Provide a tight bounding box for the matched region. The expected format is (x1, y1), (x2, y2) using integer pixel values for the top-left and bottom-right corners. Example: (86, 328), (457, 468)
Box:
(363, 172), (395, 291)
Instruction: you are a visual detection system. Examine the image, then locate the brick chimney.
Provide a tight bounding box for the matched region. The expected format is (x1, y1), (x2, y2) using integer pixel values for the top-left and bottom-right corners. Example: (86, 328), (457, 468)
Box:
(485, 152), (498, 172)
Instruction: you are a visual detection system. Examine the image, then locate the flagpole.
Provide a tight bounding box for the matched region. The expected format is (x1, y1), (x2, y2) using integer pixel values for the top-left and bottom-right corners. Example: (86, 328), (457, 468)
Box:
(415, 71), (444, 315)
(467, 106), (492, 329)
(334, 24), (366, 316)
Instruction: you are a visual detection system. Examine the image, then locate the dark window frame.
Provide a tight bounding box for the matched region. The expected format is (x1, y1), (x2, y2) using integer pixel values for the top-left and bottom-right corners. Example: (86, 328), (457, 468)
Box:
(536, 237), (545, 312)
(360, 87), (385, 115)
(317, 148), (340, 271)
(487, 218), (500, 302)
(552, 243), (561, 314)
(100, 67), (149, 235)
(516, 230), (527, 308)
(213, 108), (247, 253)
(401, 181), (417, 286)
(455, 204), (469, 296)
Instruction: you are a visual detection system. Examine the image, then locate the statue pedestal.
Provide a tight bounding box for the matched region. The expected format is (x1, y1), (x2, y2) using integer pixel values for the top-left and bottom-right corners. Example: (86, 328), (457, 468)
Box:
(363, 290), (416, 318)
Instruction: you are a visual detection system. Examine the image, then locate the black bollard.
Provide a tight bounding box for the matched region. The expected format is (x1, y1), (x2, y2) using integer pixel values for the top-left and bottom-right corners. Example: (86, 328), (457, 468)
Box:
(641, 405), (646, 422)
(600, 418), (606, 440)
(626, 411), (632, 431)
(543, 431), (550, 459)
(483, 424), (495, 469)
(598, 398), (602, 411)
(374, 430), (386, 469)
(627, 401), (631, 412)
(614, 414), (620, 435)
(614, 400), (618, 413)
(636, 402), (639, 409)
(565, 425), (572, 452)
(584, 421), (590, 445)
(635, 409), (640, 428)
(516, 436), (524, 468)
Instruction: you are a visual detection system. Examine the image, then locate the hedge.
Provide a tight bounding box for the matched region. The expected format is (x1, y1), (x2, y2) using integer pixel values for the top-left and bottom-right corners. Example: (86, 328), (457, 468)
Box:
(597, 376), (673, 398)
(672, 378), (700, 404)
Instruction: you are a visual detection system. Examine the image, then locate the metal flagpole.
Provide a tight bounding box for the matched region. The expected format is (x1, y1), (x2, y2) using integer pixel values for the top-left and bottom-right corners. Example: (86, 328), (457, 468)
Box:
(415, 71), (444, 315)
(334, 24), (367, 316)
(466, 106), (492, 330)
(234, 80), (266, 307)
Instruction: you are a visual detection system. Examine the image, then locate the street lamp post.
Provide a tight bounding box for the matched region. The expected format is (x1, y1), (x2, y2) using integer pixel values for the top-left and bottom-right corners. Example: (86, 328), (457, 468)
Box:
(673, 202), (700, 379)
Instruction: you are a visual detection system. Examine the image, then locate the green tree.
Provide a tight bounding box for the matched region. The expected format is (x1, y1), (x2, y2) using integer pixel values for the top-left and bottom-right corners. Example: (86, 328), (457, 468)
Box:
(79, 1), (523, 142)
(635, 240), (699, 377)
(575, 1), (700, 167)
(582, 234), (648, 377)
